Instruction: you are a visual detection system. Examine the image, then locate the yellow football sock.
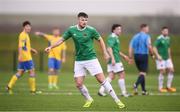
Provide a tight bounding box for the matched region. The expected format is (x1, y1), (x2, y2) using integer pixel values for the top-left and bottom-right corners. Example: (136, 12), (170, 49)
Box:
(29, 77), (36, 92)
(8, 75), (18, 89)
(52, 75), (58, 85)
(48, 75), (53, 85)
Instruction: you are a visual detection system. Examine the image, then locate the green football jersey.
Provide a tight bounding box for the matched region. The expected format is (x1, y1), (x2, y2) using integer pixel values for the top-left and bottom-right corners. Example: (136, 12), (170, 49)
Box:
(107, 33), (121, 64)
(154, 35), (170, 60)
(63, 25), (101, 61)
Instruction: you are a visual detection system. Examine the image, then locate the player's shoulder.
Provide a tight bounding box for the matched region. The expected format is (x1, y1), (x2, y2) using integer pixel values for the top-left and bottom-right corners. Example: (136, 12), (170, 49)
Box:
(66, 25), (77, 31)
(19, 32), (27, 39)
(109, 33), (117, 38)
(157, 35), (164, 40)
(86, 25), (97, 31)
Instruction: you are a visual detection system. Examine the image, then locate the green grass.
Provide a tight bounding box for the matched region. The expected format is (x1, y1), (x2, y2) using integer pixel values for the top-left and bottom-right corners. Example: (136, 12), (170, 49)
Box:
(0, 72), (180, 111)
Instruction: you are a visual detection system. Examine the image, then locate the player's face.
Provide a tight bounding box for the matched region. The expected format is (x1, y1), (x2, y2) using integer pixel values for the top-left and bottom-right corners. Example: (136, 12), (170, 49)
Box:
(24, 25), (31, 33)
(162, 29), (169, 36)
(78, 17), (88, 28)
(114, 26), (122, 36)
(143, 26), (149, 33)
(53, 29), (60, 37)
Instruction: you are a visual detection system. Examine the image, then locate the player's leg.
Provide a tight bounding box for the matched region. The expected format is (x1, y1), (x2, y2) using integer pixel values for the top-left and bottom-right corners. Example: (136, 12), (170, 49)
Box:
(118, 71), (130, 97)
(134, 54), (148, 95)
(156, 60), (167, 92)
(166, 59), (176, 92)
(48, 68), (55, 89)
(86, 59), (125, 108)
(133, 54), (143, 95)
(98, 72), (115, 96)
(74, 61), (93, 107)
(48, 58), (56, 89)
(6, 69), (24, 94)
(52, 60), (61, 89)
(75, 76), (93, 107)
(28, 69), (36, 93)
(27, 60), (36, 93)
(95, 73), (125, 108)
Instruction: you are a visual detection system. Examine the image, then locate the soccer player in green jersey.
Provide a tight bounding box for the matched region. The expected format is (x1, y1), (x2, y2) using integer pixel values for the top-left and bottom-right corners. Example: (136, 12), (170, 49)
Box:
(45, 12), (125, 108)
(98, 24), (131, 97)
(153, 26), (176, 93)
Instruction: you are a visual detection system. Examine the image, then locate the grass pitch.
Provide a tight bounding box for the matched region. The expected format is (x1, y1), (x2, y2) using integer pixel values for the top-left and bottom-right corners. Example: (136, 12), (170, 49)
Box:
(0, 72), (180, 111)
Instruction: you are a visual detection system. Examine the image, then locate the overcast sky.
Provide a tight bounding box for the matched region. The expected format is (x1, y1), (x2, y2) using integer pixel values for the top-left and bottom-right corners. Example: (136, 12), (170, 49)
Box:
(0, 0), (180, 16)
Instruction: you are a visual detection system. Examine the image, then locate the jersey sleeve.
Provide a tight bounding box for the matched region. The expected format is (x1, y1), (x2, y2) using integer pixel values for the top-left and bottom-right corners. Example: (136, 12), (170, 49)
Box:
(107, 37), (115, 48)
(62, 28), (72, 40)
(92, 28), (101, 40)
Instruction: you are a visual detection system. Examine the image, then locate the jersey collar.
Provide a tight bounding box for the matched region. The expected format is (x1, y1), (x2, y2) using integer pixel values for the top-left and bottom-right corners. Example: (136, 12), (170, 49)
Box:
(111, 33), (118, 38)
(76, 25), (87, 31)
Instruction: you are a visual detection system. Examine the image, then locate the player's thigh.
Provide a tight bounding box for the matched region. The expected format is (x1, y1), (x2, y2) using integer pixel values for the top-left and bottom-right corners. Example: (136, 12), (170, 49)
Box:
(84, 59), (103, 76)
(74, 61), (86, 78)
(166, 59), (174, 73)
(28, 69), (36, 77)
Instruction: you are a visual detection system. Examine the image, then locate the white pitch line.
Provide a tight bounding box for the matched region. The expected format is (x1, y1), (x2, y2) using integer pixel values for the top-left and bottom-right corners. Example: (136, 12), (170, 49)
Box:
(1, 92), (180, 96)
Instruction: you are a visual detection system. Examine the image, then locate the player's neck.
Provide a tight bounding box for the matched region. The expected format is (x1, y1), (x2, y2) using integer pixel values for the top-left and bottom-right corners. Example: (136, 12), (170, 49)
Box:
(77, 24), (86, 31)
(23, 30), (28, 34)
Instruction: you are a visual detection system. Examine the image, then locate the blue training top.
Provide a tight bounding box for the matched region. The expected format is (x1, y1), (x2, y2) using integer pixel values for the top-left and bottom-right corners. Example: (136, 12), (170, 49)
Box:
(130, 32), (151, 54)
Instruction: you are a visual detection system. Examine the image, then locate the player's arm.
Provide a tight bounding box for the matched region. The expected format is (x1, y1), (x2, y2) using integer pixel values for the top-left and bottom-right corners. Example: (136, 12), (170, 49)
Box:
(128, 40), (134, 64)
(153, 46), (162, 61)
(119, 52), (130, 63)
(97, 37), (110, 61)
(61, 49), (66, 63)
(107, 47), (115, 65)
(147, 37), (155, 59)
(31, 48), (38, 54)
(35, 31), (49, 39)
(168, 48), (172, 59)
(45, 38), (65, 52)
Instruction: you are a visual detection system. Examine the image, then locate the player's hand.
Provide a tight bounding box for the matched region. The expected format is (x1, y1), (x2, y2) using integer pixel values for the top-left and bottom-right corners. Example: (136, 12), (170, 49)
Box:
(124, 55), (130, 62)
(103, 51), (110, 62)
(111, 58), (116, 66)
(45, 47), (51, 53)
(128, 58), (134, 65)
(157, 55), (162, 61)
(35, 31), (41, 36)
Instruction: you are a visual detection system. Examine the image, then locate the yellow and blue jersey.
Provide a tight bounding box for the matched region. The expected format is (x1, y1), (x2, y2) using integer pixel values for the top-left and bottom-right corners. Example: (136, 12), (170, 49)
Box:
(18, 32), (34, 71)
(45, 35), (66, 61)
(18, 32), (32, 61)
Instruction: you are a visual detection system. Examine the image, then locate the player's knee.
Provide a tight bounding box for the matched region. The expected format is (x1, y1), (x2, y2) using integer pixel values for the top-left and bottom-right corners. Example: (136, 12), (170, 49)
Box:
(118, 71), (125, 79)
(76, 82), (83, 88)
(48, 69), (55, 75)
(160, 69), (166, 74)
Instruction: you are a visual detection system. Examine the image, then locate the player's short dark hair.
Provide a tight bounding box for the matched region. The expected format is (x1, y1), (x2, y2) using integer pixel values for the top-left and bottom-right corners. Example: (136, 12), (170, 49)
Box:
(161, 26), (168, 30)
(111, 24), (121, 32)
(52, 26), (60, 30)
(77, 12), (88, 18)
(140, 24), (148, 29)
(23, 21), (31, 27)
